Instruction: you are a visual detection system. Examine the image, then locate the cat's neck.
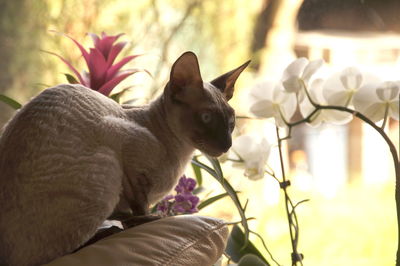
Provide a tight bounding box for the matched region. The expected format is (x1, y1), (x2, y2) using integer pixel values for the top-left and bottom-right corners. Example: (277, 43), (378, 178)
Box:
(124, 95), (194, 158)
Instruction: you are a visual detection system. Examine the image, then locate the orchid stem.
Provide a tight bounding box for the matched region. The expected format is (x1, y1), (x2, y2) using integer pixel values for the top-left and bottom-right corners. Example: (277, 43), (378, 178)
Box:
(284, 100), (399, 265)
(317, 104), (400, 265)
(301, 79), (318, 107)
(381, 104), (390, 130)
(276, 127), (302, 265)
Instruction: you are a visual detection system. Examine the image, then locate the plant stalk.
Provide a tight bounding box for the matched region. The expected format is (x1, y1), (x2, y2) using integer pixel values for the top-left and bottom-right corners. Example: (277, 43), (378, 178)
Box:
(287, 101), (399, 265)
(276, 127), (301, 266)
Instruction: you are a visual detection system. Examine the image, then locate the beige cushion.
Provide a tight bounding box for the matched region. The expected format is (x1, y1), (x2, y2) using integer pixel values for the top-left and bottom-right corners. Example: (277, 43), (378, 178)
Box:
(45, 215), (228, 266)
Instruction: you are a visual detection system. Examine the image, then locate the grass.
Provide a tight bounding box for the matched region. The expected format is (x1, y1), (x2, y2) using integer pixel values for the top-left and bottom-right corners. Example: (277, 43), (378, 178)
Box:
(254, 182), (397, 266)
(200, 174), (396, 265)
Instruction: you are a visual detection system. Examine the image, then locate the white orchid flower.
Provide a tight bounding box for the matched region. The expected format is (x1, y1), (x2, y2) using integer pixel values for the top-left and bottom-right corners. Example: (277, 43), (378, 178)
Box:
(322, 67), (381, 108)
(300, 79), (353, 126)
(232, 135), (271, 181)
(282, 57), (324, 100)
(249, 80), (297, 127)
(353, 81), (399, 122)
(322, 67), (364, 107)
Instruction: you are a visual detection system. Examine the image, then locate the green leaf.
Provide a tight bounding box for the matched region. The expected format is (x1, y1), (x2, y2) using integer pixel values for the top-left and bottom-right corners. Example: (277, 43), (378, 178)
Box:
(238, 254), (269, 266)
(205, 155), (223, 178)
(110, 93), (120, 103)
(226, 225), (270, 265)
(0, 94), (22, 109)
(150, 204), (158, 214)
(191, 158), (218, 178)
(192, 186), (205, 195)
(121, 98), (139, 105)
(109, 86), (134, 103)
(205, 157), (251, 245)
(191, 161), (203, 186)
(198, 192), (239, 210)
(192, 157), (251, 249)
(64, 73), (79, 84)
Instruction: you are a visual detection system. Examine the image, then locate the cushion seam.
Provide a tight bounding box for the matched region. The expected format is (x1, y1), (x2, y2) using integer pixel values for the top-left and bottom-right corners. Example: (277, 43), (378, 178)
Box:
(153, 220), (220, 263)
(151, 221), (221, 265)
(162, 222), (227, 266)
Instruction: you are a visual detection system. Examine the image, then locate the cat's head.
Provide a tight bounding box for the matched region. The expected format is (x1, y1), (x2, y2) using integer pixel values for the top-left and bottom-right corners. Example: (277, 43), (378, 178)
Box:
(164, 51), (250, 157)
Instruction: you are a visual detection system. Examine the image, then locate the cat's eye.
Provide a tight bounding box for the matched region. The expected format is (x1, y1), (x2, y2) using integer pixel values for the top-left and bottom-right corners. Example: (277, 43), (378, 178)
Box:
(201, 112), (212, 124)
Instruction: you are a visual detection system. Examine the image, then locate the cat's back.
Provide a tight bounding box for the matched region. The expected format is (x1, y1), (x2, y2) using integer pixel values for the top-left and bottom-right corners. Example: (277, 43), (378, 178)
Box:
(0, 84), (127, 265)
(0, 84), (125, 183)
(2, 83), (123, 135)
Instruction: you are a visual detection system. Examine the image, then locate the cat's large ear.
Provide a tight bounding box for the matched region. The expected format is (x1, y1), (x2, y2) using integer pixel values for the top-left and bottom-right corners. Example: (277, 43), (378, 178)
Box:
(169, 51), (203, 97)
(211, 60), (251, 101)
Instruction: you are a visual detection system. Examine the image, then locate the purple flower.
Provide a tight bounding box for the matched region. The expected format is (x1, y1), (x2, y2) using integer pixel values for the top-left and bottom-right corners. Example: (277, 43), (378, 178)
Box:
(173, 193), (200, 214)
(156, 195), (174, 215)
(154, 175), (199, 216)
(175, 175), (197, 194)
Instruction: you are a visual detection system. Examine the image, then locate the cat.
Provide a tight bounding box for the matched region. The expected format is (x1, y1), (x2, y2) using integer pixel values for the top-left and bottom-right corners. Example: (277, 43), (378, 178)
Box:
(0, 51), (250, 266)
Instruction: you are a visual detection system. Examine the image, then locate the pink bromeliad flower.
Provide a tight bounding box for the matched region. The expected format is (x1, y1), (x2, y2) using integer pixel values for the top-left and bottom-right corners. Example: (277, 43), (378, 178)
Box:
(48, 31), (144, 96)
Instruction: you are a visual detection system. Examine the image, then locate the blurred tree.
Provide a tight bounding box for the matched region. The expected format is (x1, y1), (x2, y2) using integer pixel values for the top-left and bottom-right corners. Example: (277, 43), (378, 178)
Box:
(256, 0), (304, 77)
(298, 0), (400, 32)
(250, 0), (281, 71)
(0, 0), (260, 127)
(0, 0), (48, 125)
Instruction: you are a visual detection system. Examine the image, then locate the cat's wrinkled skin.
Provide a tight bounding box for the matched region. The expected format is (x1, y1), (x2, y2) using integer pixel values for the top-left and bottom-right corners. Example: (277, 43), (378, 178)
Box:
(0, 51), (249, 266)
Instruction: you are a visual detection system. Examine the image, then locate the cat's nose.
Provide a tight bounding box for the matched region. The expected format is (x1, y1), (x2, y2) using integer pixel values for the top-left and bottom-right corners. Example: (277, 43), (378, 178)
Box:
(219, 135), (232, 152)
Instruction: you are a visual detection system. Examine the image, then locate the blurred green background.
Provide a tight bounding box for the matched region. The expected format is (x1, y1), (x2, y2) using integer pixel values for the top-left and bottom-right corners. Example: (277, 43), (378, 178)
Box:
(1, 0), (399, 265)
